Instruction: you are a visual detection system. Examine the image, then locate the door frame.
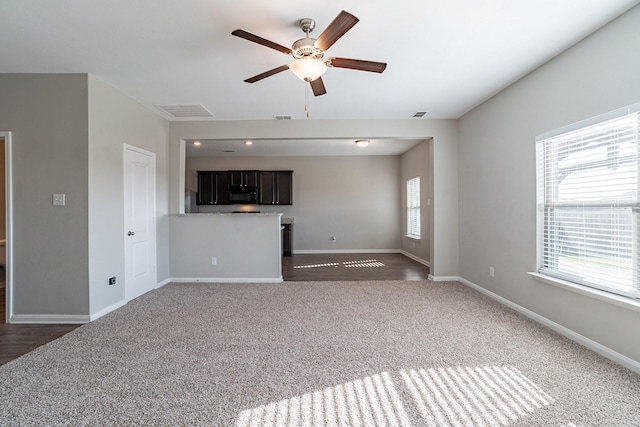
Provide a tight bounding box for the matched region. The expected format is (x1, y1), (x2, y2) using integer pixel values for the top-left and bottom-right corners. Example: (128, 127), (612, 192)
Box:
(123, 144), (157, 302)
(1, 131), (13, 322)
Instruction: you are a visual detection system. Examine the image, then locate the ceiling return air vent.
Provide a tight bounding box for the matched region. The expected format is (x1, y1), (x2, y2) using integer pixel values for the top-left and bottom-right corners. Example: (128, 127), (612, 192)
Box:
(155, 104), (214, 119)
(412, 111), (427, 118)
(273, 115), (292, 120)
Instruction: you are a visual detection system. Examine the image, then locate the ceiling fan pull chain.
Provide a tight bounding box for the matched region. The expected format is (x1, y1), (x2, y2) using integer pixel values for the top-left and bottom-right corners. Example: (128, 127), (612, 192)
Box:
(305, 83), (310, 118)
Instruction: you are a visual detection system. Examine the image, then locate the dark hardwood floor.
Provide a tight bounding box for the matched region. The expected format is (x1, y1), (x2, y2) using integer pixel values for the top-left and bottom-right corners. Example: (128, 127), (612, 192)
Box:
(0, 286), (80, 366)
(0, 253), (429, 366)
(283, 252), (430, 281)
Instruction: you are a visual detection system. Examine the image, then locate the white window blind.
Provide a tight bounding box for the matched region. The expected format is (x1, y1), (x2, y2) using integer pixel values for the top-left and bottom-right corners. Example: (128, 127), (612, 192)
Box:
(407, 177), (421, 238)
(536, 109), (640, 299)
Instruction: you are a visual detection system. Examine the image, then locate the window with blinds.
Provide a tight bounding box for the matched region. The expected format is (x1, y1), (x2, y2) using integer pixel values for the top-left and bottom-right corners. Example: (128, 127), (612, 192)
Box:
(536, 107), (639, 299)
(407, 177), (421, 238)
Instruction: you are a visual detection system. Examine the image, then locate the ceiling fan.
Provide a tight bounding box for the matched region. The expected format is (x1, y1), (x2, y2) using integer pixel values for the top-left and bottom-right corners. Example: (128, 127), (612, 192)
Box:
(231, 10), (387, 96)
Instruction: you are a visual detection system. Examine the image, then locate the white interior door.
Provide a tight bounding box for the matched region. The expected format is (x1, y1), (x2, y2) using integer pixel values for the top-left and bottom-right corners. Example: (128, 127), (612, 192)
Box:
(124, 145), (156, 301)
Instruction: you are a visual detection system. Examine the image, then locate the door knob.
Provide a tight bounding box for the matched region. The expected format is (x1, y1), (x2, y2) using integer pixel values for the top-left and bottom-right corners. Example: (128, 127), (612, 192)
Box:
(127, 231), (135, 236)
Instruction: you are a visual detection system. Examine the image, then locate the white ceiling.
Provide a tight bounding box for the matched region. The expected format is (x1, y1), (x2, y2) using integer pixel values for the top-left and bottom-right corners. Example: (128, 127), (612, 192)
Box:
(1, 0), (638, 156)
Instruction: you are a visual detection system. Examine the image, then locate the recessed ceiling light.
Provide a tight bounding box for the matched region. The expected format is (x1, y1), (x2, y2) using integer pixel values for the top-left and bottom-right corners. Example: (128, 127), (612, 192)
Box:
(193, 141), (201, 146)
(355, 139), (370, 148)
(245, 141), (253, 145)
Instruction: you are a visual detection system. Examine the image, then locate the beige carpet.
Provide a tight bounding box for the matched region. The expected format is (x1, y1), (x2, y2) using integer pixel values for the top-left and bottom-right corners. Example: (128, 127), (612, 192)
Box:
(1, 280), (639, 426)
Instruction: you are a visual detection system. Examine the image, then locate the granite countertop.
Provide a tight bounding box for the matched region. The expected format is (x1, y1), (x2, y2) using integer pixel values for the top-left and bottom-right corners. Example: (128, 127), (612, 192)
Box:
(176, 213), (295, 224)
(176, 213), (282, 217)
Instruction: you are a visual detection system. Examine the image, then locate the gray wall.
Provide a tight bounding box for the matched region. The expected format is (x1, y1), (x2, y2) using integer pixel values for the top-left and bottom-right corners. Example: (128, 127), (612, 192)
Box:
(170, 119), (458, 278)
(0, 73), (170, 319)
(0, 74), (90, 315)
(88, 75), (170, 315)
(400, 140), (431, 263)
(458, 6), (640, 363)
(186, 155), (401, 252)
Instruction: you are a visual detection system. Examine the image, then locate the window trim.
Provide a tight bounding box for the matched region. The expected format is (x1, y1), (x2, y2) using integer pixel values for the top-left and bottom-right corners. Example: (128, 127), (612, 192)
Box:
(528, 272), (640, 313)
(535, 102), (640, 300)
(406, 176), (421, 239)
(536, 103), (640, 141)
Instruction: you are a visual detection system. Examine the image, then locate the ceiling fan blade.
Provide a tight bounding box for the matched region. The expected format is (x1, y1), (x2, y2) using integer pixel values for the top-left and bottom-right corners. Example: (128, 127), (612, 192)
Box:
(244, 64), (290, 83)
(329, 57), (387, 73)
(310, 77), (327, 96)
(231, 29), (292, 54)
(315, 10), (359, 51)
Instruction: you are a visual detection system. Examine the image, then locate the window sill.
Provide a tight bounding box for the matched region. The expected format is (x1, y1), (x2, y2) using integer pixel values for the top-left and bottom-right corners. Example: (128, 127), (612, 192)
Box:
(528, 272), (640, 313)
(405, 234), (421, 241)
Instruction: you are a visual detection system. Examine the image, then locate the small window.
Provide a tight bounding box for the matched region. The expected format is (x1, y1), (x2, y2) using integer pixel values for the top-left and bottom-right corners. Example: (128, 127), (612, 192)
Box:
(407, 177), (421, 238)
(536, 105), (639, 299)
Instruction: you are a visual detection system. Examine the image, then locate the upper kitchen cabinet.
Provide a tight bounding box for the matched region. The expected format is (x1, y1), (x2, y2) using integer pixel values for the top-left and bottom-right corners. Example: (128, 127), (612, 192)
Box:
(197, 171), (230, 205)
(259, 171), (293, 205)
(229, 170), (258, 189)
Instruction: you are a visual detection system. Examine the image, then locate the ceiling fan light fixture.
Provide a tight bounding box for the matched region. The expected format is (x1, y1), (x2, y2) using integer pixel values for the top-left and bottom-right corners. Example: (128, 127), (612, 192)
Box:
(355, 139), (370, 148)
(289, 58), (327, 82)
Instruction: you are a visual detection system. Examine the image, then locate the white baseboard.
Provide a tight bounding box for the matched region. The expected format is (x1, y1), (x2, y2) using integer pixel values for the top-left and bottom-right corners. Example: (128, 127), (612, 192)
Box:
(89, 300), (127, 322)
(156, 278), (172, 289)
(170, 277), (283, 283)
(457, 276), (640, 374)
(11, 314), (90, 324)
(293, 249), (401, 254)
(428, 274), (460, 282)
(400, 250), (430, 267)
(11, 300), (130, 324)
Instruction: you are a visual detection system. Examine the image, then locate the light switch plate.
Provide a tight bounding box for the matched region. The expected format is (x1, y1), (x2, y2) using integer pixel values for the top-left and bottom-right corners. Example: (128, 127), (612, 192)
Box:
(53, 194), (65, 206)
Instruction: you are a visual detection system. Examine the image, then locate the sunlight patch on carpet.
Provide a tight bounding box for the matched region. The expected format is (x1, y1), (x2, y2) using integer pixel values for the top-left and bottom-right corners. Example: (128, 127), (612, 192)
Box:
(236, 366), (553, 427)
(235, 372), (410, 427)
(400, 366), (554, 426)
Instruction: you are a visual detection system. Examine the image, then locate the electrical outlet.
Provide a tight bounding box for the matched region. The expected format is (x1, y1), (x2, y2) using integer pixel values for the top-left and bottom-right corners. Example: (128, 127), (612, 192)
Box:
(108, 276), (116, 286)
(489, 266), (495, 277)
(211, 257), (217, 266)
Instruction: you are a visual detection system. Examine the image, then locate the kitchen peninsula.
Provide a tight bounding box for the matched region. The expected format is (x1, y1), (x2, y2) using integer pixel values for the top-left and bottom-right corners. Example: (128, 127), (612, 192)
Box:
(169, 212), (284, 282)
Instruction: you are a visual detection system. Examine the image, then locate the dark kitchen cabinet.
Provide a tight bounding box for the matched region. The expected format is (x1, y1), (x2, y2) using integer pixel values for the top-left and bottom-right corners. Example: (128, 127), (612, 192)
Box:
(229, 170), (258, 188)
(197, 171), (230, 205)
(259, 171), (293, 205)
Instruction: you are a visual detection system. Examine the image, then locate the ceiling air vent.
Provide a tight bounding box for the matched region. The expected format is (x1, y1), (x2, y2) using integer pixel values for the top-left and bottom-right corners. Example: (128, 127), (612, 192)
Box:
(156, 104), (214, 119)
(412, 111), (427, 118)
(273, 115), (292, 120)
(223, 149), (237, 153)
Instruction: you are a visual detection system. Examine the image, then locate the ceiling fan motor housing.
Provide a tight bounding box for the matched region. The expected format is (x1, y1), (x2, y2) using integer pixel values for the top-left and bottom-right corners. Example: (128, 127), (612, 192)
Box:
(292, 37), (324, 60)
(298, 18), (316, 34)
